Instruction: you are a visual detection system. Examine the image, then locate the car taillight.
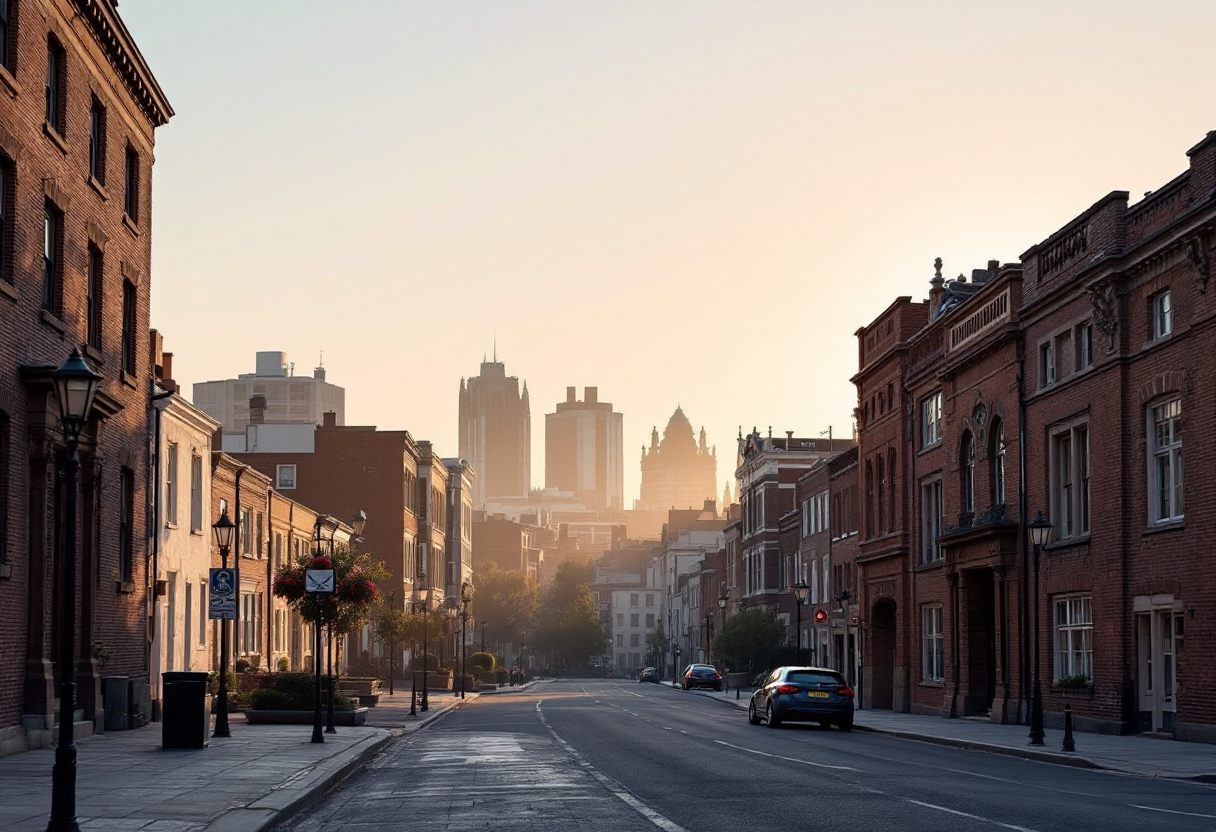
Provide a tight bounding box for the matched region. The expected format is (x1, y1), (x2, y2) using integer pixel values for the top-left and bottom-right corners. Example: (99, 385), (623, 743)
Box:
(776, 684), (800, 695)
(713, 673), (721, 679)
(836, 686), (854, 697)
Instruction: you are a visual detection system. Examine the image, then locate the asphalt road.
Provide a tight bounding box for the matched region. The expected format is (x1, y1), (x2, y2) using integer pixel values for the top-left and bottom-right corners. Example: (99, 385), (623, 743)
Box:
(285, 680), (1216, 832)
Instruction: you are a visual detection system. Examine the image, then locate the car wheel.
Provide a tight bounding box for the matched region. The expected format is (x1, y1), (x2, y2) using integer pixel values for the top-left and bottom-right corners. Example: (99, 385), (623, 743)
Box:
(683, 681), (690, 690)
(748, 701), (761, 725)
(766, 701), (782, 728)
(837, 715), (854, 732)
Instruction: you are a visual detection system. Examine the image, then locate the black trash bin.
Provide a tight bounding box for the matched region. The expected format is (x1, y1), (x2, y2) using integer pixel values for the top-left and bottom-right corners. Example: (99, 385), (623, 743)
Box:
(161, 671), (211, 749)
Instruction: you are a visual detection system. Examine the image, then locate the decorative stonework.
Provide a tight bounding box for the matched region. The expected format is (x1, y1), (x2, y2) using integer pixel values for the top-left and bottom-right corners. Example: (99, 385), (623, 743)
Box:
(42, 179), (70, 211)
(1088, 278), (1119, 352)
(1138, 371), (1189, 405)
(86, 220), (109, 250)
(0, 125), (21, 160)
(1186, 231), (1211, 293)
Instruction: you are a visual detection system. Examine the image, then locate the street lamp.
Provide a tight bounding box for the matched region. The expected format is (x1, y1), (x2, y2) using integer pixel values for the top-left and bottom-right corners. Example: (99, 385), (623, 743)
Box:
(793, 580), (810, 665)
(445, 598), (459, 695)
(459, 582), (472, 699)
(481, 621), (488, 653)
(838, 588), (852, 682)
(351, 510), (367, 537)
(47, 349), (100, 832)
(419, 581), (431, 712)
(210, 510), (236, 740)
(1027, 510), (1053, 746)
(310, 517), (329, 744)
(323, 519), (338, 735)
(673, 644), (683, 688)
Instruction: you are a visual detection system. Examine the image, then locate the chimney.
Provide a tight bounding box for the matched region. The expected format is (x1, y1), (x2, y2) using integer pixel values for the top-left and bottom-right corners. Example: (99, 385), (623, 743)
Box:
(322, 411), (337, 429)
(249, 395), (267, 425)
(988, 259), (1000, 273)
(567, 386), (576, 403)
(585, 386), (598, 404)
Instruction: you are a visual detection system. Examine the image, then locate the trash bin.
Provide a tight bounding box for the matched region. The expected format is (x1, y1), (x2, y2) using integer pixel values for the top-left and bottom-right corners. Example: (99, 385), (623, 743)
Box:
(161, 671), (211, 749)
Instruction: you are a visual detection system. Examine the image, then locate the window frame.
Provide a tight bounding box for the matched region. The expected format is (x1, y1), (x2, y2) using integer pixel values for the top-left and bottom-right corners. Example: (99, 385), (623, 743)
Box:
(1078, 322), (1093, 370)
(921, 605), (944, 682)
(165, 441), (178, 526)
(121, 279), (137, 375)
(43, 201), (62, 315)
(276, 464), (297, 490)
(189, 454), (203, 532)
(1053, 593), (1093, 682)
(87, 246), (103, 349)
(960, 432), (975, 514)
(0, 157), (11, 285)
(920, 392), (942, 449)
(89, 98), (108, 185)
(1148, 398), (1183, 524)
(0, 0), (11, 71)
(124, 145), (140, 222)
(45, 38), (65, 134)
(1040, 341), (1055, 387)
(920, 476), (944, 564)
(991, 419), (1006, 507)
(1152, 290), (1172, 340)
(118, 467), (134, 582)
(1050, 421), (1090, 540)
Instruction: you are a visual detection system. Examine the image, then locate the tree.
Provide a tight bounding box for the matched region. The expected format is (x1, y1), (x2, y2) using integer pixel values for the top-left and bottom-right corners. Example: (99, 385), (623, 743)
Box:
(372, 608), (409, 692)
(645, 623), (670, 669)
(712, 607), (787, 675)
(533, 560), (608, 669)
(273, 545), (388, 639)
(471, 562), (539, 654)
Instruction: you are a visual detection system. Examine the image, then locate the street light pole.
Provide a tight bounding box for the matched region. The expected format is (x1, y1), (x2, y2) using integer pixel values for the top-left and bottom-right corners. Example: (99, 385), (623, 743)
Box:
(211, 511), (236, 740)
(480, 621), (487, 653)
(310, 517), (327, 744)
(47, 349), (101, 832)
(793, 580), (810, 665)
(409, 600), (417, 717)
(1027, 510), (1053, 746)
(419, 579), (430, 713)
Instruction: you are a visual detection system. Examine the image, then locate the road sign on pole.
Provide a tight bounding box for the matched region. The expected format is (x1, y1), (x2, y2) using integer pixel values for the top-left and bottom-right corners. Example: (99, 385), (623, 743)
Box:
(306, 569), (335, 594)
(209, 568), (237, 620)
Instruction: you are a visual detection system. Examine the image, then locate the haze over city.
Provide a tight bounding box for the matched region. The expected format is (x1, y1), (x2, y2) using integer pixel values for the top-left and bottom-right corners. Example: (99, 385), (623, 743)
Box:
(120, 0), (1216, 501)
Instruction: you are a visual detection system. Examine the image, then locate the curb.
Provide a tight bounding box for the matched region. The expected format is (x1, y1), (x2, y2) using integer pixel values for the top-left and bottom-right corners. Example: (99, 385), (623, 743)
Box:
(851, 724), (1104, 772)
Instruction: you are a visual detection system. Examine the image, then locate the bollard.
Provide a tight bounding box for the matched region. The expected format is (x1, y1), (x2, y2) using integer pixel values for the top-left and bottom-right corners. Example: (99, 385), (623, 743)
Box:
(736, 686), (740, 700)
(1062, 704), (1077, 752)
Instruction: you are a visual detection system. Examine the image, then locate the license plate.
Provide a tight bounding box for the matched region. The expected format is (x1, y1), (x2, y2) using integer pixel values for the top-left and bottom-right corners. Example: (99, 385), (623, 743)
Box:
(806, 691), (829, 698)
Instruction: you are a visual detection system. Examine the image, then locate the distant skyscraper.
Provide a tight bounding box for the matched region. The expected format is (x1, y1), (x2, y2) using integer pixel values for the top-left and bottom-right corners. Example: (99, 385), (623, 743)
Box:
(193, 351), (345, 432)
(545, 387), (624, 510)
(637, 406), (717, 512)
(459, 355), (531, 508)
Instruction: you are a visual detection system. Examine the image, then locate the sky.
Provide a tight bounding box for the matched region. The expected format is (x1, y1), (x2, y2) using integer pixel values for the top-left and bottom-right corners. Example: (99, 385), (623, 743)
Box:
(121, 0), (1216, 504)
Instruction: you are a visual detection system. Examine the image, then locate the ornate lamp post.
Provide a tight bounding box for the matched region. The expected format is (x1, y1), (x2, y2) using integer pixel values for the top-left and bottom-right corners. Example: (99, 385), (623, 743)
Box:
(1027, 510), (1053, 746)
(419, 580), (431, 712)
(793, 580), (810, 665)
(46, 349), (101, 832)
(459, 582), (472, 699)
(211, 510), (236, 739)
(409, 597), (419, 718)
(444, 598), (458, 695)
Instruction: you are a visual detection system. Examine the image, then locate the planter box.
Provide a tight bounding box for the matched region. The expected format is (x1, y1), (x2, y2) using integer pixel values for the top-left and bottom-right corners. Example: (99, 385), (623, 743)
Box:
(244, 707), (368, 726)
(413, 671), (453, 691)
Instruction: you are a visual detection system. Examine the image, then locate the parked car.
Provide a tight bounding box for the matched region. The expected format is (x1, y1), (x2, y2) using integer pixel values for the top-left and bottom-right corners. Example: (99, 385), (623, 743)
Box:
(638, 667), (659, 683)
(680, 663), (723, 691)
(748, 666), (854, 730)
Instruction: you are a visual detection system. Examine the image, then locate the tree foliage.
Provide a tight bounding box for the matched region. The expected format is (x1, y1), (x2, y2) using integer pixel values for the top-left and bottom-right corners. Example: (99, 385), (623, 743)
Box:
(712, 607), (787, 674)
(471, 562), (539, 651)
(273, 545), (389, 636)
(533, 559), (607, 669)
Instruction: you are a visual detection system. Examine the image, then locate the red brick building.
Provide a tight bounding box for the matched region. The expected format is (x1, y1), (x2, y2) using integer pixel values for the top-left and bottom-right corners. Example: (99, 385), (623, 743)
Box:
(0, 0), (171, 754)
(854, 132), (1216, 742)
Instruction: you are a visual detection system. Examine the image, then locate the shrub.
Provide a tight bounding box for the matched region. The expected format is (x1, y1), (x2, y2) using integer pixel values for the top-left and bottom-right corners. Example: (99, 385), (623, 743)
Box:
(277, 657), (290, 673)
(468, 652), (496, 672)
(235, 659), (252, 673)
(249, 689), (293, 710)
(1055, 674), (1091, 690)
(248, 680), (356, 710)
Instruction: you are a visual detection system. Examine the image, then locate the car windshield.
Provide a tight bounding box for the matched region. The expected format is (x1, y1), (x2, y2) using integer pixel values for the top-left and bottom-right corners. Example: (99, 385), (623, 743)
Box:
(691, 665), (715, 673)
(785, 670), (844, 685)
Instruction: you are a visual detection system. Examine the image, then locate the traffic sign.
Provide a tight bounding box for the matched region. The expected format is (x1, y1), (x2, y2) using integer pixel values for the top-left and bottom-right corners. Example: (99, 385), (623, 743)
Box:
(208, 568), (237, 620)
(306, 569), (335, 594)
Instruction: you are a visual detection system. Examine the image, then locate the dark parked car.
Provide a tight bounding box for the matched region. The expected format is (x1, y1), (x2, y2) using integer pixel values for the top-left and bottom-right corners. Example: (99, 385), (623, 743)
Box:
(638, 667), (659, 683)
(748, 666), (854, 730)
(681, 663), (723, 691)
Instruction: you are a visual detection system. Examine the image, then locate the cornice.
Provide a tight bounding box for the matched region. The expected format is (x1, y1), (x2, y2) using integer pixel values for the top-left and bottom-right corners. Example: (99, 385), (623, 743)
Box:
(75, 0), (173, 127)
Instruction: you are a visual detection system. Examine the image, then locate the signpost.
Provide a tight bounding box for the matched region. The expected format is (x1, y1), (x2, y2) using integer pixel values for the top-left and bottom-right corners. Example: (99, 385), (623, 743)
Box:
(208, 568), (237, 620)
(307, 567), (334, 744)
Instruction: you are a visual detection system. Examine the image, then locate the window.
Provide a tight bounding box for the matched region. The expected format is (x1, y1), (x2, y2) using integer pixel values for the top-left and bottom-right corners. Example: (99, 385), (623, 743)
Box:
(1051, 425), (1089, 540)
(124, 146), (140, 222)
(1149, 399), (1183, 523)
(46, 39), (64, 133)
(645, 593), (654, 606)
(920, 392), (941, 448)
(276, 464), (296, 490)
(1040, 342), (1055, 387)
(198, 580), (207, 645)
(165, 442), (178, 525)
(121, 280), (136, 375)
(1152, 291), (1172, 340)
(616, 613), (623, 626)
(119, 467), (134, 581)
(241, 507), (254, 555)
(864, 461), (874, 538)
(44, 203), (61, 315)
(1078, 323), (1093, 370)
(89, 99), (107, 183)
(1054, 594), (1093, 681)
(876, 455), (885, 534)
(615, 634), (624, 648)
(920, 478), (943, 563)
(630, 593), (639, 607)
(629, 634), (640, 648)
(991, 420), (1006, 507)
(645, 613), (654, 628)
(0, 158), (10, 284)
(630, 613), (639, 627)
(961, 432), (975, 514)
(922, 606), (944, 682)
(87, 247), (103, 349)
(0, 0), (11, 70)
(190, 455), (203, 532)
(887, 449), (896, 530)
(0, 412), (8, 564)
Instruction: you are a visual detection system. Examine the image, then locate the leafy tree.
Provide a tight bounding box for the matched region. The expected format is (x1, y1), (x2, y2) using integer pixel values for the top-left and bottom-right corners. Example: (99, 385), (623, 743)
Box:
(645, 623), (670, 668)
(533, 560), (607, 669)
(471, 562), (539, 653)
(273, 545), (388, 638)
(712, 607), (787, 675)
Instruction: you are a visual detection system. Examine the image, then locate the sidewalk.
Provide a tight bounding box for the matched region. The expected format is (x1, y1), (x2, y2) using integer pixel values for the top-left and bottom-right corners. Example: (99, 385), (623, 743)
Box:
(688, 686), (1216, 783)
(0, 687), (471, 832)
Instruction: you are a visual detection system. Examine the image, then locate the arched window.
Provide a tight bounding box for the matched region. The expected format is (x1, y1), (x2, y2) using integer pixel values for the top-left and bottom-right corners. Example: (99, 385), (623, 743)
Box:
(888, 448), (897, 528)
(876, 455), (885, 535)
(991, 419), (1006, 506)
(961, 431), (976, 514)
(865, 461), (874, 538)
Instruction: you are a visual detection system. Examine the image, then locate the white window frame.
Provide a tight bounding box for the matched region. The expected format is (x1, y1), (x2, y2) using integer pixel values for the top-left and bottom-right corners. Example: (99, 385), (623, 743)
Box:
(165, 442), (178, 526)
(920, 392), (942, 449)
(1152, 290), (1172, 340)
(961, 434), (975, 514)
(920, 478), (943, 563)
(1078, 322), (1093, 370)
(992, 422), (1006, 507)
(922, 605), (944, 682)
(1040, 341), (1055, 387)
(1054, 593), (1093, 682)
(276, 464), (297, 490)
(190, 454), (203, 532)
(1148, 398), (1183, 524)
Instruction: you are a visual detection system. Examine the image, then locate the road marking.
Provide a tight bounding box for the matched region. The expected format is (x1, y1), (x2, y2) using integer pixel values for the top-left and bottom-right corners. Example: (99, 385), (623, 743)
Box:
(625, 690), (644, 698)
(536, 702), (690, 832)
(713, 740), (860, 772)
(1129, 804), (1216, 819)
(905, 799), (1039, 832)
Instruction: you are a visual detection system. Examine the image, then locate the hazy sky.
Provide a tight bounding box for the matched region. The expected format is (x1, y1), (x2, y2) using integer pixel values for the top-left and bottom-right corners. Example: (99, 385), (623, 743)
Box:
(122, 0), (1216, 504)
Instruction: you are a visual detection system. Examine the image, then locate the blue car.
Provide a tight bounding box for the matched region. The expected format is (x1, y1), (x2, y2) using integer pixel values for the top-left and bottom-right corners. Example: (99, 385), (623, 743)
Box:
(748, 666), (854, 730)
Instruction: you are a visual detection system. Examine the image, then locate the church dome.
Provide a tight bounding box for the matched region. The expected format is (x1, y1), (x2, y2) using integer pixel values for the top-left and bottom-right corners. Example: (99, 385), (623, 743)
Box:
(661, 406), (697, 454)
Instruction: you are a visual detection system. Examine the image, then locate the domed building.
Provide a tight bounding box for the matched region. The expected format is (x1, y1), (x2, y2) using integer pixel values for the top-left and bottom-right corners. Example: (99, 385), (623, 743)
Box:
(636, 407), (717, 516)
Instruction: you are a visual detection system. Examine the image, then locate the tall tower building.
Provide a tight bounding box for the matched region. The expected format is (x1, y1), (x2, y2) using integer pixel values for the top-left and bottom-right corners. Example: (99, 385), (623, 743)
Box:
(637, 406), (717, 512)
(459, 355), (531, 508)
(193, 351), (345, 432)
(545, 387), (624, 510)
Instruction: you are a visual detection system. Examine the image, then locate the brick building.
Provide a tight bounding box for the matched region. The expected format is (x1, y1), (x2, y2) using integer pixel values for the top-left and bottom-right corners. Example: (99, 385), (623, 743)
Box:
(853, 132), (1216, 742)
(0, 0), (171, 755)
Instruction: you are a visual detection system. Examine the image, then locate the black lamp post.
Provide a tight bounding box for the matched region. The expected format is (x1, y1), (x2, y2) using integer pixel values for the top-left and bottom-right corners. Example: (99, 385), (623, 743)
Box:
(444, 598), (458, 695)
(47, 349), (101, 832)
(310, 517), (328, 744)
(838, 588), (852, 682)
(409, 598), (418, 717)
(211, 510), (236, 740)
(673, 644), (682, 688)
(324, 520), (339, 734)
(419, 581), (431, 712)
(459, 582), (471, 699)
(1027, 510), (1053, 746)
(793, 580), (810, 665)
(385, 591), (396, 696)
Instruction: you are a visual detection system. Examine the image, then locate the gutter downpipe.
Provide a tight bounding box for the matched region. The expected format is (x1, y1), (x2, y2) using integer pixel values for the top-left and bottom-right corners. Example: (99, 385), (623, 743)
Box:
(148, 387), (175, 685)
(1016, 342), (1030, 725)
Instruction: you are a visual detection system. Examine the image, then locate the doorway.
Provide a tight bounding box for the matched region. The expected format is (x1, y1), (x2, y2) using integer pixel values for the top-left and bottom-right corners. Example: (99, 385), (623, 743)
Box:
(1137, 605), (1178, 734)
(870, 599), (896, 710)
(964, 569), (996, 715)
